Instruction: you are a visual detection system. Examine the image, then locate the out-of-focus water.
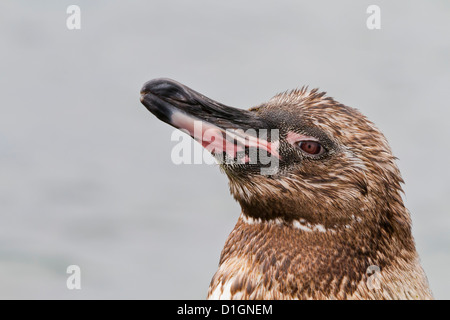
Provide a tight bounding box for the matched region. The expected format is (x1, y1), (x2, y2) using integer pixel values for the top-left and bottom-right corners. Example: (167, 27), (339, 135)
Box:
(0, 0), (449, 299)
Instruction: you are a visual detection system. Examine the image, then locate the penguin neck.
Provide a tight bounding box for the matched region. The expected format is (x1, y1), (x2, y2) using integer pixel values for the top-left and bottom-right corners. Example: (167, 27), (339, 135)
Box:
(211, 210), (418, 299)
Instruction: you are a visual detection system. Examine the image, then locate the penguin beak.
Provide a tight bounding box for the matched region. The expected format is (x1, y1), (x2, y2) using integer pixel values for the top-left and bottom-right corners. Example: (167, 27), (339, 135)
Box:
(140, 78), (280, 163)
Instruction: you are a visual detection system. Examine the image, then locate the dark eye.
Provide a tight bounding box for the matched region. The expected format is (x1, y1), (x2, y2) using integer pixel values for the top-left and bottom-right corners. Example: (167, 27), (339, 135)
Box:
(298, 141), (325, 155)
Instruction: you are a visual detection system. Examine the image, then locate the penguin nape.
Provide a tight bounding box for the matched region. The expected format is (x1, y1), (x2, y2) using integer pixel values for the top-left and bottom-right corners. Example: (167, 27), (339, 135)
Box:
(139, 78), (433, 300)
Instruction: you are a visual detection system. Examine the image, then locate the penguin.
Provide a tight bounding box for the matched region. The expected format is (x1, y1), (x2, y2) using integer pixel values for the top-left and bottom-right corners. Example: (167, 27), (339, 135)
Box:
(140, 78), (433, 300)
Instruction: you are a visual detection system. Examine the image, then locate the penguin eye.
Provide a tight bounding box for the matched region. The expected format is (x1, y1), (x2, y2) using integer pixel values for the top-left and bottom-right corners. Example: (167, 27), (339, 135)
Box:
(298, 141), (325, 156)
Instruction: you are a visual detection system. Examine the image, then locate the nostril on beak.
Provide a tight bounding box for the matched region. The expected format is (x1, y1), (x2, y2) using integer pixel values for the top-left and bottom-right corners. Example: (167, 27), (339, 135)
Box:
(140, 78), (192, 103)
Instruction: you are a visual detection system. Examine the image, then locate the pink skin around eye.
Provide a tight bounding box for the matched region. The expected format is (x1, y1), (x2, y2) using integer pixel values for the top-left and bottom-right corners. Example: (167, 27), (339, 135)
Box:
(286, 131), (319, 146)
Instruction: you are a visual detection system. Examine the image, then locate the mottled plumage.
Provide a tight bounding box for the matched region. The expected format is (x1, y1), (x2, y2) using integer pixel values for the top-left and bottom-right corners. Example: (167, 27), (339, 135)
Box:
(140, 79), (433, 300)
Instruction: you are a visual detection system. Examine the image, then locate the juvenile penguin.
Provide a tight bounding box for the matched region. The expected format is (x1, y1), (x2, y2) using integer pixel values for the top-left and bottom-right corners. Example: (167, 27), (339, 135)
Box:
(139, 78), (433, 300)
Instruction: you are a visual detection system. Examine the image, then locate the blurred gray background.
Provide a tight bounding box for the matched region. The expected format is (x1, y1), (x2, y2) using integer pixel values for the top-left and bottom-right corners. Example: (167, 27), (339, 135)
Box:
(0, 0), (449, 299)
